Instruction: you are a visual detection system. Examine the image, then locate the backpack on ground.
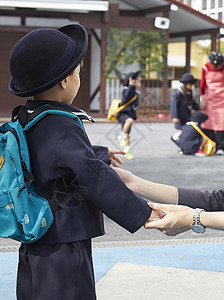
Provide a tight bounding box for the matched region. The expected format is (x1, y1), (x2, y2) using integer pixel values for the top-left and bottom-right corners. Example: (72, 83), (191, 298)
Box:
(190, 121), (216, 155)
(0, 105), (84, 243)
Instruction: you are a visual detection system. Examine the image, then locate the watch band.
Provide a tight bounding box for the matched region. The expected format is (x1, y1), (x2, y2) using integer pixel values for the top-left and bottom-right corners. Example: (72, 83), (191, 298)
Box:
(191, 208), (205, 234)
(193, 208), (204, 224)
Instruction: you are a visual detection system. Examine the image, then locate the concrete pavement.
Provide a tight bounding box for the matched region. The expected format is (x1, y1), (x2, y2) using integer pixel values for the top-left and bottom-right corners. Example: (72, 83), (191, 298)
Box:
(1, 121), (224, 299)
(96, 262), (224, 300)
(1, 238), (224, 300)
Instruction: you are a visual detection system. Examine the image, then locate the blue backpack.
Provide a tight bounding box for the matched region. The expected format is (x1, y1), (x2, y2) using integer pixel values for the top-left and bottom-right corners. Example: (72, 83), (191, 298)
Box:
(0, 105), (84, 243)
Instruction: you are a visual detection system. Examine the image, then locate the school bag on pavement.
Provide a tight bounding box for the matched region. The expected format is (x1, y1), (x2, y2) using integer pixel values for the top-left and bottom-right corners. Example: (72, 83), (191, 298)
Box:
(0, 105), (84, 243)
(107, 95), (137, 122)
(190, 121), (216, 155)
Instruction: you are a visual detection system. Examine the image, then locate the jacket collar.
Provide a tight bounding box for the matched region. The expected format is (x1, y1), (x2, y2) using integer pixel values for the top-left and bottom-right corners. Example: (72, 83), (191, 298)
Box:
(186, 121), (198, 125)
(24, 99), (94, 123)
(178, 87), (191, 96)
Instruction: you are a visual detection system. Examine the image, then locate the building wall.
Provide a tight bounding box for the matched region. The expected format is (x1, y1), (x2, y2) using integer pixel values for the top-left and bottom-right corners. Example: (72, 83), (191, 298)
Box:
(175, 0), (224, 83)
(168, 41), (209, 80)
(180, 0), (224, 22)
(0, 28), (91, 116)
(0, 32), (25, 117)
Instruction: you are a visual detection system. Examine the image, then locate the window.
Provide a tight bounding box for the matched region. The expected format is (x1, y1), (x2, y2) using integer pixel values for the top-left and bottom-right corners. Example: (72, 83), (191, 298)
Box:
(218, 12), (223, 20)
(185, 0), (192, 6)
(175, 68), (185, 80)
(168, 68), (174, 80)
(218, 0), (223, 8)
(210, 0), (215, 9)
(202, 0), (207, 10)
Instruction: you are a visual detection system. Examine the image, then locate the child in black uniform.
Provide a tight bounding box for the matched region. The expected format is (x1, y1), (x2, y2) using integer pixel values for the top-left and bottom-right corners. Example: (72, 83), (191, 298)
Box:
(170, 73), (199, 142)
(175, 111), (208, 156)
(8, 25), (155, 300)
(117, 71), (141, 160)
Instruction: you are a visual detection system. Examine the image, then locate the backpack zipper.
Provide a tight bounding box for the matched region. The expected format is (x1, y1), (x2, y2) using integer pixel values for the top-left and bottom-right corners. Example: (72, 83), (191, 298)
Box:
(10, 128), (34, 197)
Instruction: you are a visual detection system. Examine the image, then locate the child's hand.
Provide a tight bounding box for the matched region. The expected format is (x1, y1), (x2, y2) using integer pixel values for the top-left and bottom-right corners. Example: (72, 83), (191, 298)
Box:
(144, 202), (193, 236)
(171, 117), (179, 124)
(147, 208), (163, 223)
(200, 96), (206, 110)
(129, 77), (136, 86)
(108, 148), (125, 167)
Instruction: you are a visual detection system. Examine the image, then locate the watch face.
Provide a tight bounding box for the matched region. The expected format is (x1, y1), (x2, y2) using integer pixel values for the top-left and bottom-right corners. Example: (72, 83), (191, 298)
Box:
(192, 225), (205, 234)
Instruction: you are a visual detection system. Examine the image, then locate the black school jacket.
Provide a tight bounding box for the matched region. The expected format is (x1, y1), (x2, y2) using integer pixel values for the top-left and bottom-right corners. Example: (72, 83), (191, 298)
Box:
(24, 100), (151, 244)
(170, 88), (199, 129)
(117, 85), (140, 120)
(176, 122), (202, 155)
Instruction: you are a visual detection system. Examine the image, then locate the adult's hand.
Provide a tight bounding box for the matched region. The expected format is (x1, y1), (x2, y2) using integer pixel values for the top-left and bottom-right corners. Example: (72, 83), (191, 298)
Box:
(144, 202), (194, 236)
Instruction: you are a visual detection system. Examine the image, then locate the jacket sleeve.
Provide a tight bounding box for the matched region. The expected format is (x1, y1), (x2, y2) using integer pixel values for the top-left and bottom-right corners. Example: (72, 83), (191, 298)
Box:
(121, 85), (136, 104)
(56, 121), (151, 233)
(178, 187), (224, 211)
(92, 146), (111, 165)
(192, 100), (199, 111)
(170, 91), (180, 119)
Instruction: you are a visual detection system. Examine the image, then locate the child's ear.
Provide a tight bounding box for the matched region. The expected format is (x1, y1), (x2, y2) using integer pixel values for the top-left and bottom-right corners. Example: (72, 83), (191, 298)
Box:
(60, 77), (68, 89)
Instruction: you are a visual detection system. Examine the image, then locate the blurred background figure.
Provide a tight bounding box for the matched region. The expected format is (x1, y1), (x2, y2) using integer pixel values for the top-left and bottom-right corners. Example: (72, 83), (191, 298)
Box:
(174, 111), (208, 156)
(117, 71), (141, 160)
(170, 73), (199, 143)
(200, 51), (224, 155)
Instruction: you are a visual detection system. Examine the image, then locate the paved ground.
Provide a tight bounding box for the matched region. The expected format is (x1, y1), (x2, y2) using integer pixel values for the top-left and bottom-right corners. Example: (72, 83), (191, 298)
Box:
(1, 121), (224, 299)
(88, 121), (224, 242)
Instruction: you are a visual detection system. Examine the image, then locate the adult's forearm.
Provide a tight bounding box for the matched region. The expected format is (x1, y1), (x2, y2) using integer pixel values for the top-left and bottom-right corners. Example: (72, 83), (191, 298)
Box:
(200, 211), (224, 231)
(135, 176), (178, 204)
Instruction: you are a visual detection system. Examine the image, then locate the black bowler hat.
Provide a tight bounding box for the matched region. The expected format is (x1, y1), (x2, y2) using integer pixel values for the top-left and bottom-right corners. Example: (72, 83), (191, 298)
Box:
(124, 71), (140, 86)
(180, 73), (197, 84)
(191, 111), (208, 124)
(9, 24), (88, 97)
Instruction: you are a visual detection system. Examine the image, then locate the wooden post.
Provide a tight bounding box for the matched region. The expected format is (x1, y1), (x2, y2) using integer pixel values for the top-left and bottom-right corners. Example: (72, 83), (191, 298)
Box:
(185, 35), (191, 73)
(162, 29), (169, 106)
(99, 26), (107, 115)
(161, 10), (169, 106)
(211, 32), (217, 51)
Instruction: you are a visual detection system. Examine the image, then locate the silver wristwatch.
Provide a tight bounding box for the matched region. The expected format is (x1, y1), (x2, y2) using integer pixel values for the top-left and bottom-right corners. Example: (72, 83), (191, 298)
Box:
(191, 208), (205, 234)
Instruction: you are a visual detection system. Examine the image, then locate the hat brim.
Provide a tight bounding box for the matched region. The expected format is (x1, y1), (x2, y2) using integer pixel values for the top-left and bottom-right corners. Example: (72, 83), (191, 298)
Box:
(191, 111), (208, 123)
(9, 24), (88, 97)
(180, 79), (197, 83)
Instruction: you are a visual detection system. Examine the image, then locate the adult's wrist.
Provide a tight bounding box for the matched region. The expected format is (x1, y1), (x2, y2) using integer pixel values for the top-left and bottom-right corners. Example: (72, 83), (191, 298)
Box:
(199, 210), (207, 227)
(187, 207), (194, 227)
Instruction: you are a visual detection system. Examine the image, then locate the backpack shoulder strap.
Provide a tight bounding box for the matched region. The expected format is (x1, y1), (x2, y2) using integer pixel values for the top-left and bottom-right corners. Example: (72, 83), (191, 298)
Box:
(118, 95), (137, 112)
(12, 105), (84, 131)
(11, 105), (85, 215)
(190, 121), (215, 144)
